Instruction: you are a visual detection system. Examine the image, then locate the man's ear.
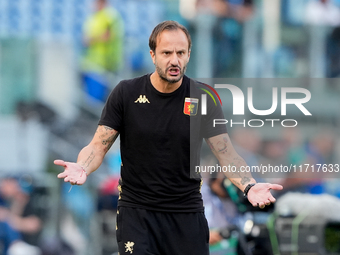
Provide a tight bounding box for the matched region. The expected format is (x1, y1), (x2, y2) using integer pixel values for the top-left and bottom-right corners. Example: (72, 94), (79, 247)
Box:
(150, 50), (155, 65)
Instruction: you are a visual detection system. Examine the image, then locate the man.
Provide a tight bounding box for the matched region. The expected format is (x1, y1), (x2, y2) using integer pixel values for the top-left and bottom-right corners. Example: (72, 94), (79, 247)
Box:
(82, 0), (124, 73)
(55, 20), (282, 254)
(81, 0), (124, 102)
(0, 177), (42, 255)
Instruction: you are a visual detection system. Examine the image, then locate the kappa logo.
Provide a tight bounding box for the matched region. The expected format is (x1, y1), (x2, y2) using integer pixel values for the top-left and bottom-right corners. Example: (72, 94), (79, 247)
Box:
(124, 241), (135, 254)
(134, 95), (150, 103)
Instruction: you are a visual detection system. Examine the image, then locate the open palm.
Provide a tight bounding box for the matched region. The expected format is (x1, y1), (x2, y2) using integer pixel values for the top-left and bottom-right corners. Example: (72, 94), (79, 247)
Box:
(54, 159), (87, 185)
(247, 183), (283, 209)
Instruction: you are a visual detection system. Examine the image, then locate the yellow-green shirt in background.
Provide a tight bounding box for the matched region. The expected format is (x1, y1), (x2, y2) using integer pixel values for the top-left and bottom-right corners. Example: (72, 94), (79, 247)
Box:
(82, 7), (124, 73)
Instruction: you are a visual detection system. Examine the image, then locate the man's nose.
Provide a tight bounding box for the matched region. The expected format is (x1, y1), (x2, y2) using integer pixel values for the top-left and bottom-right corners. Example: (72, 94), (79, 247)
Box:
(169, 53), (179, 66)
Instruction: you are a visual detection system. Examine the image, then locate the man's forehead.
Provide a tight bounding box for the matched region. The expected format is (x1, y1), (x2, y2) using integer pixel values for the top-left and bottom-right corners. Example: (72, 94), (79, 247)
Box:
(156, 29), (189, 48)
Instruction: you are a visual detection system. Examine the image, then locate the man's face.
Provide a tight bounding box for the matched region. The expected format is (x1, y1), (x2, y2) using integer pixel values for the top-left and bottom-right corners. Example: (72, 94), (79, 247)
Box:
(0, 179), (20, 199)
(96, 0), (106, 11)
(150, 29), (191, 84)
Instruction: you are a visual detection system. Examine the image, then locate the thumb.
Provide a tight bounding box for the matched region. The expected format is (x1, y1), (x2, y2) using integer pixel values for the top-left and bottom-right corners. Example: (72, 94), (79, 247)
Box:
(54, 159), (66, 167)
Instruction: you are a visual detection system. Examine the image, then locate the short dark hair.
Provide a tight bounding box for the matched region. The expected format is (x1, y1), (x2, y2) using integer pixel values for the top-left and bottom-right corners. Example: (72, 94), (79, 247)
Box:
(149, 20), (192, 52)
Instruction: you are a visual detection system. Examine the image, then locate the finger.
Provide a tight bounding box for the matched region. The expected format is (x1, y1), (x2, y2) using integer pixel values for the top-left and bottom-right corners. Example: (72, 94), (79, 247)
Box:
(57, 172), (68, 178)
(259, 202), (265, 209)
(76, 179), (85, 185)
(54, 159), (66, 167)
(64, 176), (72, 182)
(265, 200), (271, 206)
(269, 196), (276, 203)
(269, 184), (283, 191)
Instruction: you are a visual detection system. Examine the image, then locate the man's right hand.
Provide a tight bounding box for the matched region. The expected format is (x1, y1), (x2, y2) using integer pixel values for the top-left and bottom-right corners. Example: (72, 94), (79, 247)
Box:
(54, 160), (87, 185)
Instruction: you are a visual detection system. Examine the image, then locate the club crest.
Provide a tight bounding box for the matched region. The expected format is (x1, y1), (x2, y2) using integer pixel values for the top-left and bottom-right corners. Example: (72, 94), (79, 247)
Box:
(184, 98), (199, 116)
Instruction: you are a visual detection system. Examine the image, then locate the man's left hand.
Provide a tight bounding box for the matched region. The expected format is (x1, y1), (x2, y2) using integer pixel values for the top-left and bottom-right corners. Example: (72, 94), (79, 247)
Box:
(247, 183), (283, 209)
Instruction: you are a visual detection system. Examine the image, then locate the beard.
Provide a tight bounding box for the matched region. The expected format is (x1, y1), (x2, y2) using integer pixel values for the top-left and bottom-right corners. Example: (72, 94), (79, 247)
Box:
(155, 62), (187, 84)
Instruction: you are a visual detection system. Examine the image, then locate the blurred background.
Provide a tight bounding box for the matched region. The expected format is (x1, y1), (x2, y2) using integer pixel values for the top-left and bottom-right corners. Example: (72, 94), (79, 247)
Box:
(0, 0), (340, 254)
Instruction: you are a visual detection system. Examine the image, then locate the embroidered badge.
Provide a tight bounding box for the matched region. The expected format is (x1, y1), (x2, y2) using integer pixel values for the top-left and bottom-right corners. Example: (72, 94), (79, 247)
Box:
(124, 241), (134, 254)
(184, 98), (199, 116)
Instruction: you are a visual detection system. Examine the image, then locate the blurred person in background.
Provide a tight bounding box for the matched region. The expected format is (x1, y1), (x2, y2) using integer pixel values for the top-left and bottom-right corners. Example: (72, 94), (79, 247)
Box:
(279, 128), (312, 193)
(279, 128), (337, 195)
(195, 0), (254, 21)
(297, 130), (336, 194)
(304, 0), (340, 78)
(199, 155), (238, 245)
(231, 129), (262, 169)
(81, 0), (124, 102)
(0, 177), (42, 255)
(195, 0), (228, 17)
(0, 218), (21, 255)
(307, 129), (336, 165)
(54, 20), (282, 255)
(194, 0), (254, 77)
(222, 0), (254, 22)
(305, 0), (340, 26)
(260, 139), (288, 168)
